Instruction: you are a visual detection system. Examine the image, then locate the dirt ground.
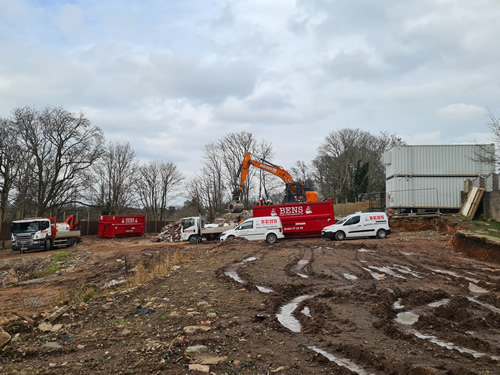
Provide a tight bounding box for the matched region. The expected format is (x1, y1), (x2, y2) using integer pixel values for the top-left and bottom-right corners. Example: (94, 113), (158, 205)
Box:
(0, 216), (499, 374)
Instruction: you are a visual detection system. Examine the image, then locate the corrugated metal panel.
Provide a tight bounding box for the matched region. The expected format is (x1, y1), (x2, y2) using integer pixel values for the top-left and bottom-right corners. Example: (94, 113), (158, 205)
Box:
(383, 144), (495, 178)
(386, 176), (471, 209)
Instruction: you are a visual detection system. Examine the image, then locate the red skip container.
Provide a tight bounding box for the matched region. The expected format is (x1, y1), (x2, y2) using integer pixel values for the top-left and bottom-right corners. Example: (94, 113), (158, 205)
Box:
(98, 215), (145, 238)
(253, 200), (335, 238)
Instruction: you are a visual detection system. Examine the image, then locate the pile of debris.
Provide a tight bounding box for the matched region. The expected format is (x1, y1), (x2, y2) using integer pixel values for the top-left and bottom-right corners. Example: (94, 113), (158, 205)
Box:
(155, 222), (182, 242)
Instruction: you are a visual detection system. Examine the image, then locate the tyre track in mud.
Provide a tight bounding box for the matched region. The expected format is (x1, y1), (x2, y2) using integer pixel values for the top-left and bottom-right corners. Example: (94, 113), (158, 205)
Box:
(220, 235), (500, 374)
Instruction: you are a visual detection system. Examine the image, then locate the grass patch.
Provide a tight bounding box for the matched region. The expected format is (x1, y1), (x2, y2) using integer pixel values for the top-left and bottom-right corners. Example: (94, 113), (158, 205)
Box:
(53, 283), (99, 306)
(128, 247), (191, 287)
(37, 251), (74, 277)
(51, 251), (70, 262)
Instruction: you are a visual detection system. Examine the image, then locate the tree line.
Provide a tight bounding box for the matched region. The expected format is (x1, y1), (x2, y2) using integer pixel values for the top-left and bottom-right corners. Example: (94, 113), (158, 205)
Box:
(0, 107), (183, 223)
(1, 105), (409, 224)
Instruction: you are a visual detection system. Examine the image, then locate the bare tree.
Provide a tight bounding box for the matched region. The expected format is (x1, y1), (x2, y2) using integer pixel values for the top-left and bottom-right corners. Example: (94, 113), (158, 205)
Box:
(89, 142), (138, 215)
(12, 106), (104, 217)
(187, 131), (275, 219)
(475, 111), (500, 169)
(0, 118), (23, 222)
(136, 160), (184, 221)
(313, 129), (405, 202)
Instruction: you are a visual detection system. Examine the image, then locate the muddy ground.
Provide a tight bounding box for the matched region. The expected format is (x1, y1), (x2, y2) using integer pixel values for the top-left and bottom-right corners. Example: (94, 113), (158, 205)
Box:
(0, 216), (499, 374)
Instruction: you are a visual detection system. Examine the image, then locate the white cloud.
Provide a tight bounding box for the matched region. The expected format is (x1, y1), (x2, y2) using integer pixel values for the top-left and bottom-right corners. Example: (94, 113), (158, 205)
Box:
(437, 104), (486, 121)
(1, 0), (500, 178)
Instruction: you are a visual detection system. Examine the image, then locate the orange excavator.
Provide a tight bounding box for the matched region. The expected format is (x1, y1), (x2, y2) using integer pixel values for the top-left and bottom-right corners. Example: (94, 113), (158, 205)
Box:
(229, 152), (318, 213)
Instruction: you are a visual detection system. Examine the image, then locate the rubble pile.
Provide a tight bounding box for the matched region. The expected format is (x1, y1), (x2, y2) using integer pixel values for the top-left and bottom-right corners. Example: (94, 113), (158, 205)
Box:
(155, 222), (182, 242)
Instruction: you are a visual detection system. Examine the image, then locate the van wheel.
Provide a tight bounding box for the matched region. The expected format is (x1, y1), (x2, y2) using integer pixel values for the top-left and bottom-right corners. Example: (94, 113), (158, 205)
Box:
(266, 233), (278, 244)
(44, 239), (52, 251)
(376, 229), (387, 239)
(189, 235), (200, 244)
(226, 235), (235, 240)
(335, 231), (345, 241)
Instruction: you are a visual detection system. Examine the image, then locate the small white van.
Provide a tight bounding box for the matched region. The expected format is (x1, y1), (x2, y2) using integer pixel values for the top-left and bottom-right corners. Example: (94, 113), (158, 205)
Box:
(321, 212), (391, 241)
(220, 216), (284, 244)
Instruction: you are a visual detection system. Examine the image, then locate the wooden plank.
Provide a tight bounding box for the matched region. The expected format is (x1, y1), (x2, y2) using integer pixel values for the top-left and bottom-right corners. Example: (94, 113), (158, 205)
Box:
(467, 188), (485, 220)
(460, 187), (476, 217)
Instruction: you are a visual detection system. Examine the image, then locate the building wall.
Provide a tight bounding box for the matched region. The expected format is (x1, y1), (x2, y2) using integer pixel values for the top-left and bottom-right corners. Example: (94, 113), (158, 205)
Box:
(483, 191), (500, 221)
(384, 144), (495, 179)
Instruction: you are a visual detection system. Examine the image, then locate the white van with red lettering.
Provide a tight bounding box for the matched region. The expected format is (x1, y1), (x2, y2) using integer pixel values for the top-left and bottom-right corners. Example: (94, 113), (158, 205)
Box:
(321, 212), (390, 241)
(220, 216), (284, 244)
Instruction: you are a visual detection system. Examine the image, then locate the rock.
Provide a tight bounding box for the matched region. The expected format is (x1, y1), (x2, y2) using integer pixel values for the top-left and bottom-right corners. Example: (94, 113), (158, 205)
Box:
(206, 313), (217, 318)
(170, 311), (180, 317)
(119, 329), (131, 336)
(50, 324), (63, 333)
(0, 327), (11, 348)
(188, 364), (210, 373)
(185, 345), (208, 353)
(44, 342), (62, 349)
(197, 355), (228, 365)
(38, 322), (53, 332)
(5, 269), (18, 284)
(77, 344), (85, 349)
(183, 326), (211, 334)
(271, 366), (286, 373)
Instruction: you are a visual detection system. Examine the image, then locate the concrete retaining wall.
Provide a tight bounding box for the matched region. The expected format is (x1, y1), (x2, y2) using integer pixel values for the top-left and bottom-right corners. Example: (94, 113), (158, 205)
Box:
(482, 191), (500, 221)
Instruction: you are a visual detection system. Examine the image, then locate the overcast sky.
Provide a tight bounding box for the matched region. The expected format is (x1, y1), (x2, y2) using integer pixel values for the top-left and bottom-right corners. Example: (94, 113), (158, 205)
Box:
(1, 0), (499, 180)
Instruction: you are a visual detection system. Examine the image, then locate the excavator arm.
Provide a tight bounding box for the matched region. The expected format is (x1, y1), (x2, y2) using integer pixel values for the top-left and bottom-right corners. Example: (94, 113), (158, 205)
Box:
(231, 152), (317, 205)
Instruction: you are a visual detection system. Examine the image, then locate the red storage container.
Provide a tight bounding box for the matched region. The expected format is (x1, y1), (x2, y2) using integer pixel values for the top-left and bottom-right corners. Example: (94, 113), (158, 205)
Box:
(98, 215), (145, 238)
(253, 200), (335, 238)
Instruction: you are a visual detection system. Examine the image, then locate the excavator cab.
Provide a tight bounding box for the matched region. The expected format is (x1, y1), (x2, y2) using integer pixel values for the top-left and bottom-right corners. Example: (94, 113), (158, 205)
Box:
(284, 183), (318, 203)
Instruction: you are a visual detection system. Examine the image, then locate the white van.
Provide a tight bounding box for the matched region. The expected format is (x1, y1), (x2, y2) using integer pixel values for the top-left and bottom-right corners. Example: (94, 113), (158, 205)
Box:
(321, 212), (390, 241)
(220, 216), (284, 244)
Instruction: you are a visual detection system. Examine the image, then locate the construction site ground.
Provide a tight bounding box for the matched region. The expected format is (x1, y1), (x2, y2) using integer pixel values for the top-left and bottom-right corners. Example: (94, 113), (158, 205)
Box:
(0, 216), (499, 374)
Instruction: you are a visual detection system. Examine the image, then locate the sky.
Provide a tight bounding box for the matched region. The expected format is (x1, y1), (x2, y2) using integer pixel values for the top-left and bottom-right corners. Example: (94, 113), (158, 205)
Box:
(1, 0), (499, 182)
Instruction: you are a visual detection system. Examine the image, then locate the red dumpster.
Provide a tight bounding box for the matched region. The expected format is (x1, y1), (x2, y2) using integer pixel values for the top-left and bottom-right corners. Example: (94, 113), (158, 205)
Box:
(98, 215), (145, 238)
(253, 200), (335, 238)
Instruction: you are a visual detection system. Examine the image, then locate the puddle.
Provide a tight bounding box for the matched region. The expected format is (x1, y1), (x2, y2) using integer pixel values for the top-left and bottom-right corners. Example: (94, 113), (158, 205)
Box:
(368, 266), (406, 279)
(410, 329), (494, 358)
(276, 295), (313, 333)
(392, 264), (422, 278)
(428, 299), (450, 308)
(223, 253), (263, 287)
(224, 271), (245, 285)
(290, 251), (311, 278)
(467, 297), (500, 314)
(399, 252), (415, 256)
(358, 249), (370, 253)
(308, 346), (369, 375)
(361, 267), (384, 280)
(256, 285), (273, 294)
(301, 306), (311, 317)
(468, 282), (488, 294)
(343, 273), (358, 280)
(393, 301), (404, 310)
(395, 312), (419, 325)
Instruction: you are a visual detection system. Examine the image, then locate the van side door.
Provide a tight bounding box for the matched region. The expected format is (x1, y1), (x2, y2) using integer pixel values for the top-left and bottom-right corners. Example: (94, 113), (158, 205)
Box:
(343, 215), (362, 238)
(237, 219), (255, 239)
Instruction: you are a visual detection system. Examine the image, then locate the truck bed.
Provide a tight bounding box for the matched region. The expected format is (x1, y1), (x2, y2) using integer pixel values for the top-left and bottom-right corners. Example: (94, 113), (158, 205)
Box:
(202, 224), (237, 235)
(55, 230), (81, 238)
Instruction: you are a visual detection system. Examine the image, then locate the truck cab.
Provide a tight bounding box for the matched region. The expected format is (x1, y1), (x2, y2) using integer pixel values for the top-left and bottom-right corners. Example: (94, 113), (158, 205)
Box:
(180, 217), (203, 243)
(11, 218), (53, 252)
(11, 216), (82, 253)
